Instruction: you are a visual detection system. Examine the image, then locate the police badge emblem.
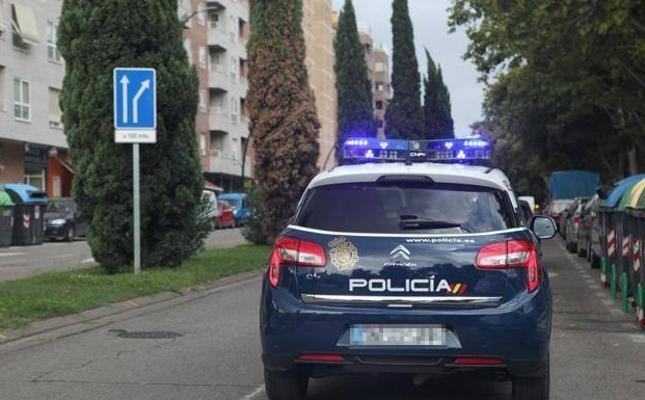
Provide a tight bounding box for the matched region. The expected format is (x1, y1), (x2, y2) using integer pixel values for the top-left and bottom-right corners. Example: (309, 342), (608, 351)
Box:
(328, 237), (359, 272)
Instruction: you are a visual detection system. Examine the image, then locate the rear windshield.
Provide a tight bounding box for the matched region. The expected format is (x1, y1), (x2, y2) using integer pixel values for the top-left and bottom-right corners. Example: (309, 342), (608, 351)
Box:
(295, 182), (516, 234)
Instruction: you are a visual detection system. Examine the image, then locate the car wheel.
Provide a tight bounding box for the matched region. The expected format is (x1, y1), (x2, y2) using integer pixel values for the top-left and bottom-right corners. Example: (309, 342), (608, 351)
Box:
(65, 225), (75, 242)
(264, 368), (308, 400)
(577, 239), (586, 257)
(512, 357), (549, 400)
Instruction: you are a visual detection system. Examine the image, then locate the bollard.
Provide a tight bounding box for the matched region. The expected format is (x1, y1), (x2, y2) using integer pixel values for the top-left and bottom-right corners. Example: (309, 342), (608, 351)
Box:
(601, 257), (609, 288)
(638, 283), (645, 330)
(611, 264), (617, 299)
(621, 271), (629, 313)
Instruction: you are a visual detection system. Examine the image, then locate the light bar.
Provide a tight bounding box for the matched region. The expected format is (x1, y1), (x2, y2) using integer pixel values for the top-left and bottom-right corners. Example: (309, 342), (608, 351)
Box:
(342, 137), (492, 164)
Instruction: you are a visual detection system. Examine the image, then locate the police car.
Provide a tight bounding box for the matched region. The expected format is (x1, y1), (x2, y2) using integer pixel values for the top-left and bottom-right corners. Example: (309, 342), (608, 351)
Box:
(260, 138), (557, 400)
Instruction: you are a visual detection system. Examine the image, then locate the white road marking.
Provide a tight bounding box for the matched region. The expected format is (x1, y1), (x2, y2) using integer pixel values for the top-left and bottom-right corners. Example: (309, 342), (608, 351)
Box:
(548, 272), (559, 278)
(602, 299), (614, 306)
(239, 384), (265, 400)
(0, 253), (25, 257)
(627, 334), (645, 344)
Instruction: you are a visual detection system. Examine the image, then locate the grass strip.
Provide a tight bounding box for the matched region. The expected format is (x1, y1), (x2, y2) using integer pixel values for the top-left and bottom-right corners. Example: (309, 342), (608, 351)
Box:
(0, 244), (269, 330)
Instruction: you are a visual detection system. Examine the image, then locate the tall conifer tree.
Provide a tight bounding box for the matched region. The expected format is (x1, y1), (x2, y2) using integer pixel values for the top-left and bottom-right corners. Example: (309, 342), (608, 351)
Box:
(385, 0), (424, 139)
(247, 0), (320, 242)
(59, 0), (206, 270)
(335, 0), (375, 152)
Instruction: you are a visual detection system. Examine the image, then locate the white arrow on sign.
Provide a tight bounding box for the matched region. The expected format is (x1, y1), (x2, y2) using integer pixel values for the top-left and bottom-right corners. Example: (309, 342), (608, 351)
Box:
(120, 75), (130, 123)
(132, 80), (151, 124)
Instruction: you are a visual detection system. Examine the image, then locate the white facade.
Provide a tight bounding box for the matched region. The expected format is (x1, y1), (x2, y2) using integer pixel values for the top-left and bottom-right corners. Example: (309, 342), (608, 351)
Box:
(0, 0), (67, 193)
(205, 0), (251, 187)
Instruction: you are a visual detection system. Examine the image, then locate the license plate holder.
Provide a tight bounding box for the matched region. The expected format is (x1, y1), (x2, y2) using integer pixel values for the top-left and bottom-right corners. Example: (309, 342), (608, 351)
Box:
(350, 324), (446, 346)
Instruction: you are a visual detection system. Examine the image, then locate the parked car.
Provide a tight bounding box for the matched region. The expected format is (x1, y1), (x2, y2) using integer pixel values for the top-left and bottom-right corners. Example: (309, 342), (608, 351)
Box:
(563, 197), (589, 253)
(218, 193), (248, 226)
(215, 200), (236, 229)
(576, 194), (602, 265)
(44, 198), (88, 241)
(545, 198), (574, 230)
(518, 195), (536, 212)
(518, 199), (535, 226)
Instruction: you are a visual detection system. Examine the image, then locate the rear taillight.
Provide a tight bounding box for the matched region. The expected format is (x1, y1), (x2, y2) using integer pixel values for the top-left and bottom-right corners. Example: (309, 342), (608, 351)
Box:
(453, 356), (504, 366)
(572, 216), (581, 224)
(476, 240), (540, 292)
(267, 236), (327, 287)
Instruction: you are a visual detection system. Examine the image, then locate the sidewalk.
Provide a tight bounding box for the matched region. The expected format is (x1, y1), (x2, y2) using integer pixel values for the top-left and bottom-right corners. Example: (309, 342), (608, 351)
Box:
(0, 228), (247, 282)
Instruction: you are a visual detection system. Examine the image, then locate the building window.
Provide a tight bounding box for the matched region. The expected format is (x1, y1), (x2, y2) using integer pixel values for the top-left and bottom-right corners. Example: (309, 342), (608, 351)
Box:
(211, 132), (225, 151)
(238, 18), (248, 41)
(199, 90), (207, 113)
(183, 38), (192, 64)
(0, 67), (5, 113)
(199, 133), (207, 156)
(178, 0), (192, 27)
(375, 82), (384, 91)
(47, 21), (62, 62)
(376, 119), (384, 128)
(210, 93), (225, 114)
(240, 98), (247, 122)
(230, 96), (238, 123)
(210, 50), (223, 72)
(230, 56), (237, 81)
(49, 87), (63, 128)
(375, 100), (384, 110)
(229, 15), (236, 42)
(197, 1), (206, 26)
(24, 168), (45, 190)
(198, 46), (206, 69)
(239, 59), (247, 81)
(375, 62), (385, 73)
(13, 78), (30, 121)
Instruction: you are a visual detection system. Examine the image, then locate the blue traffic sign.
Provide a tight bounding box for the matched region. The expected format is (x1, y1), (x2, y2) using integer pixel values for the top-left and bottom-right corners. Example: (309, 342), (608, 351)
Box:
(113, 68), (157, 130)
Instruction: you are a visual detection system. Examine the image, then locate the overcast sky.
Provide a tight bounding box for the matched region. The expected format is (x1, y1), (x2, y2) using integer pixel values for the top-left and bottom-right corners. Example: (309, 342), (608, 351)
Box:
(331, 0), (484, 136)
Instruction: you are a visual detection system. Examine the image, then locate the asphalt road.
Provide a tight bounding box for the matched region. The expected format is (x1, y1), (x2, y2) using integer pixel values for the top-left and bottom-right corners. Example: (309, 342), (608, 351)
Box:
(1, 239), (644, 400)
(0, 228), (247, 282)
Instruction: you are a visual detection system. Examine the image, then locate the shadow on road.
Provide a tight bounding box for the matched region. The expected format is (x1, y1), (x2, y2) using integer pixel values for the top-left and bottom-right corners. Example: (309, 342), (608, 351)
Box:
(307, 374), (510, 400)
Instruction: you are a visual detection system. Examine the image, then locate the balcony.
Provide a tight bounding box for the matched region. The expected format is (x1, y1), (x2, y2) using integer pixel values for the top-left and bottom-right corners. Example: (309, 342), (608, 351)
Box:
(208, 154), (253, 177)
(208, 27), (229, 47)
(209, 111), (231, 133)
(208, 70), (229, 90)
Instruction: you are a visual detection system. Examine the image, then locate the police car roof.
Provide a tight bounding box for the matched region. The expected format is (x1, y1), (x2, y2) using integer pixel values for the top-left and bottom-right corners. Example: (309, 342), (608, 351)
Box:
(310, 162), (513, 194)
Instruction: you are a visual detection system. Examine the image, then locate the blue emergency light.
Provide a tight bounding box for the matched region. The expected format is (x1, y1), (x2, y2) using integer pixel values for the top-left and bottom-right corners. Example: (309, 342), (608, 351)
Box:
(342, 137), (492, 164)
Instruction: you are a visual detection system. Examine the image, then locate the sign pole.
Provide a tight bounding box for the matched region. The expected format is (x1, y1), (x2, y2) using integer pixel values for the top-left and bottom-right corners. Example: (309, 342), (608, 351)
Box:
(133, 143), (141, 274)
(114, 68), (156, 274)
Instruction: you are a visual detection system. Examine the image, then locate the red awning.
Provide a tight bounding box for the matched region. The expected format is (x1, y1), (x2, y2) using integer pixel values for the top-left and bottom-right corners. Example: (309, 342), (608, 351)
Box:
(55, 156), (75, 174)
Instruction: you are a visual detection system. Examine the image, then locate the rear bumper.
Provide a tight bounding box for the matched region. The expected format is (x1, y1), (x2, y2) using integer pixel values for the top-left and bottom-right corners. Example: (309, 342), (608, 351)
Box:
(45, 225), (66, 239)
(260, 280), (551, 378)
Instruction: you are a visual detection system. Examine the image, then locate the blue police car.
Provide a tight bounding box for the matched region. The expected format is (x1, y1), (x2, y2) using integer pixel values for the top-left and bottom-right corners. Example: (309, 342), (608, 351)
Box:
(260, 138), (557, 400)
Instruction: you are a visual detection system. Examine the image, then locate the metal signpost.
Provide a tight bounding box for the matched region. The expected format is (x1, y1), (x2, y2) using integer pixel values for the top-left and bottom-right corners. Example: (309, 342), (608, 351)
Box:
(113, 68), (157, 274)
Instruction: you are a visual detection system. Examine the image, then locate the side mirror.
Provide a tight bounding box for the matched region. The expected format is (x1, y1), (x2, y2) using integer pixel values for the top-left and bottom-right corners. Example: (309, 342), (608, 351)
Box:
(531, 216), (557, 240)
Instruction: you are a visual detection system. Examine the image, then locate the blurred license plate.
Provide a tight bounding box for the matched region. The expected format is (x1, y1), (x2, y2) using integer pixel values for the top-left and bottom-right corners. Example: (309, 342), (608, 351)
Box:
(350, 324), (445, 346)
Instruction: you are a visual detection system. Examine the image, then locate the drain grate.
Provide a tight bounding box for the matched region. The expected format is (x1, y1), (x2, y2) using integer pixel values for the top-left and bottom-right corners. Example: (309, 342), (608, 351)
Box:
(109, 329), (183, 339)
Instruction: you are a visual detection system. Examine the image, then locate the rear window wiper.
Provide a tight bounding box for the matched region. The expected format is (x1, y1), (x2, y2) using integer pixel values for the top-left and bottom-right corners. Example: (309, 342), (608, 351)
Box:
(398, 216), (470, 232)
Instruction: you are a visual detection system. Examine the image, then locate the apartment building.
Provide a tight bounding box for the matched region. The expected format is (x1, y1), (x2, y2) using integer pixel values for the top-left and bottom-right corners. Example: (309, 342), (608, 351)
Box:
(180, 0), (251, 192)
(372, 44), (390, 138)
(0, 0), (71, 196)
(303, 0), (337, 170)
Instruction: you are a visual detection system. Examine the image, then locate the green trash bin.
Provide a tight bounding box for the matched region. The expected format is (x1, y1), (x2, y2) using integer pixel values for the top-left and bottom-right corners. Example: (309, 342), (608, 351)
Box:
(631, 186), (645, 329)
(0, 188), (14, 247)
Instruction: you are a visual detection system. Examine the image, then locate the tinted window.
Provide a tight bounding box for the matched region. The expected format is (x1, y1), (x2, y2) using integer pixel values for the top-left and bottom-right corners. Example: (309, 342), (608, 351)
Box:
(295, 182), (515, 234)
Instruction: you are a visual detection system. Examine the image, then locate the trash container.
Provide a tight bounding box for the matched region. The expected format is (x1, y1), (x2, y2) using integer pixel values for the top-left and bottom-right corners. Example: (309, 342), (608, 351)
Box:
(624, 179), (645, 310)
(0, 188), (14, 247)
(598, 175), (645, 293)
(2, 183), (48, 246)
(630, 187), (645, 329)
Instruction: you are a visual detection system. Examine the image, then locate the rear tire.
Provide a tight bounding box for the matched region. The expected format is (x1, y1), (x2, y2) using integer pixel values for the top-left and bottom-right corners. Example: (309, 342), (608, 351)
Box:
(264, 368), (308, 400)
(512, 361), (549, 400)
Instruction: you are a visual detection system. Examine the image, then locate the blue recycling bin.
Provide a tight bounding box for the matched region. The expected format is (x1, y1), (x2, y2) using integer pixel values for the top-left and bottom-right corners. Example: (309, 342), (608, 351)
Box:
(2, 184), (48, 246)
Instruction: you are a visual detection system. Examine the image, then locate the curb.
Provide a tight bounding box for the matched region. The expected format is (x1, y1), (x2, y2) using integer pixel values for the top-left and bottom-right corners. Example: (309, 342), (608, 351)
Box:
(0, 269), (263, 356)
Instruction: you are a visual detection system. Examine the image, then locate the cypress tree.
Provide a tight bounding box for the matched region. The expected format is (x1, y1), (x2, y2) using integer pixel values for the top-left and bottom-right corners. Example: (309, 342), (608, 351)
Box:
(334, 0), (375, 152)
(385, 0), (424, 140)
(247, 0), (320, 242)
(436, 66), (455, 138)
(424, 51), (455, 139)
(59, 0), (207, 271)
